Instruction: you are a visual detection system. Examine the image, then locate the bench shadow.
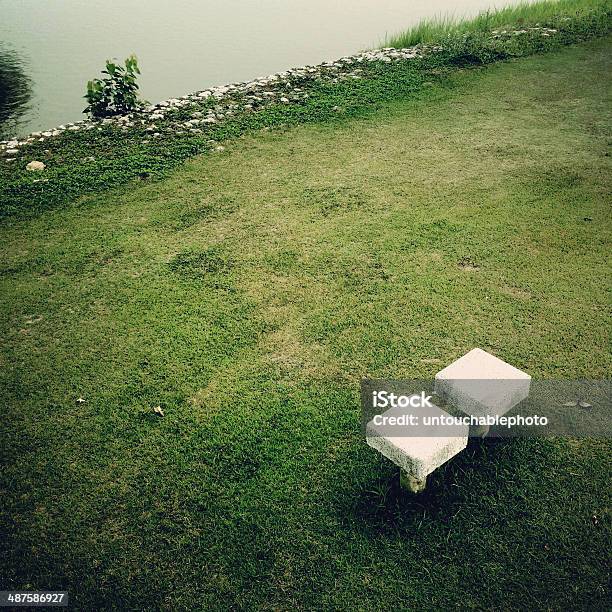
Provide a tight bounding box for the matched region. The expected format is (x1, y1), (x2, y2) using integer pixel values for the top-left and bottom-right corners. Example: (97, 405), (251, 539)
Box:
(336, 437), (518, 533)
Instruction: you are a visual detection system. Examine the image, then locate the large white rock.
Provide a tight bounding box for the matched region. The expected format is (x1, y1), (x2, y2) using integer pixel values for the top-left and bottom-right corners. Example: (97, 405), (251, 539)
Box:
(366, 399), (468, 490)
(435, 348), (531, 419)
(26, 160), (46, 171)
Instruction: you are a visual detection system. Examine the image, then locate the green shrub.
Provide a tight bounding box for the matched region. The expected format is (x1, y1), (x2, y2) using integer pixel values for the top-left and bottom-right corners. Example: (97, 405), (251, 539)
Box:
(84, 55), (144, 118)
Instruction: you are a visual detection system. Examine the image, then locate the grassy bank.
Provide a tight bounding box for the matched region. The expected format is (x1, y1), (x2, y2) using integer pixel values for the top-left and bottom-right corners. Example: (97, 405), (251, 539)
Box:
(385, 0), (610, 47)
(0, 1), (610, 220)
(1, 38), (610, 609)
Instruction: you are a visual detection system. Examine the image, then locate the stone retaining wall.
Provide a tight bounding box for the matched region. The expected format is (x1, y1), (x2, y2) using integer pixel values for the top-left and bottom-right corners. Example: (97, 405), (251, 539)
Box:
(0, 27), (559, 162)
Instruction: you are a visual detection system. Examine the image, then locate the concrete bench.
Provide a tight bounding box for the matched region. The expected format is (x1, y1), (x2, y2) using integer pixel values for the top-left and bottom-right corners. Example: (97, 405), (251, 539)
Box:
(366, 399), (469, 493)
(366, 349), (531, 492)
(435, 348), (531, 437)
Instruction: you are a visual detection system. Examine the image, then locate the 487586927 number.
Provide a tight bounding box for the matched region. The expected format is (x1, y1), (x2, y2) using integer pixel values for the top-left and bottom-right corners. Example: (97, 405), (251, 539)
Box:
(0, 592), (68, 607)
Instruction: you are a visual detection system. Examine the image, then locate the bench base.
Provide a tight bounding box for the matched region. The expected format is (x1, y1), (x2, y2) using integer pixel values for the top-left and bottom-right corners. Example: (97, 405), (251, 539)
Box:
(400, 469), (427, 493)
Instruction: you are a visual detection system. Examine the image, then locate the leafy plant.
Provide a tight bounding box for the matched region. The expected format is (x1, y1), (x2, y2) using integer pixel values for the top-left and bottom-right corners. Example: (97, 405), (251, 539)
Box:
(84, 55), (144, 118)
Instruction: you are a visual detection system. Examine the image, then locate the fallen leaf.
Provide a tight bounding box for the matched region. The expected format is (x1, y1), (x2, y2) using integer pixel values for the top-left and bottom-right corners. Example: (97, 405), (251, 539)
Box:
(153, 406), (165, 417)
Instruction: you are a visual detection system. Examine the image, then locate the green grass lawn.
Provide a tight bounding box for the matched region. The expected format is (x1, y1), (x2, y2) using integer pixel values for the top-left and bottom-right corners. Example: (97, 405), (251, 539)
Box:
(1, 38), (610, 610)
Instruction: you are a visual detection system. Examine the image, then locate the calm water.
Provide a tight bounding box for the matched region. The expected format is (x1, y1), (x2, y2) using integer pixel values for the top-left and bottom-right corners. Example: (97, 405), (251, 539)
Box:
(1, 0), (524, 137)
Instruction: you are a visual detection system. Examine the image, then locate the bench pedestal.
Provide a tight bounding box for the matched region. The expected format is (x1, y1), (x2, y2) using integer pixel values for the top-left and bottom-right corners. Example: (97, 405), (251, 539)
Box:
(400, 470), (427, 493)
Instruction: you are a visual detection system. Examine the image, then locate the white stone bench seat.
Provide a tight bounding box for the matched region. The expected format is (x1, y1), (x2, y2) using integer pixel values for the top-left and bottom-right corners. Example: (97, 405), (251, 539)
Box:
(435, 348), (531, 420)
(366, 401), (469, 492)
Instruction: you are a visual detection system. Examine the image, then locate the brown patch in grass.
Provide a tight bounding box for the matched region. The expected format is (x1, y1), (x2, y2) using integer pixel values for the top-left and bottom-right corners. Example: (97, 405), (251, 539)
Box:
(458, 256), (480, 271)
(261, 325), (341, 381)
(500, 285), (532, 299)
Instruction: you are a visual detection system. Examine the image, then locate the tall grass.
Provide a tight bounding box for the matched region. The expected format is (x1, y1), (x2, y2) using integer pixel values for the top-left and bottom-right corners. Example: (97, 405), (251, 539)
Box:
(384, 0), (612, 47)
(0, 45), (32, 139)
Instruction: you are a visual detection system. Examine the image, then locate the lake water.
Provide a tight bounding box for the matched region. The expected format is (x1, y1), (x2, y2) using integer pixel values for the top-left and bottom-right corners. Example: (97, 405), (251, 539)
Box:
(1, 0), (525, 137)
